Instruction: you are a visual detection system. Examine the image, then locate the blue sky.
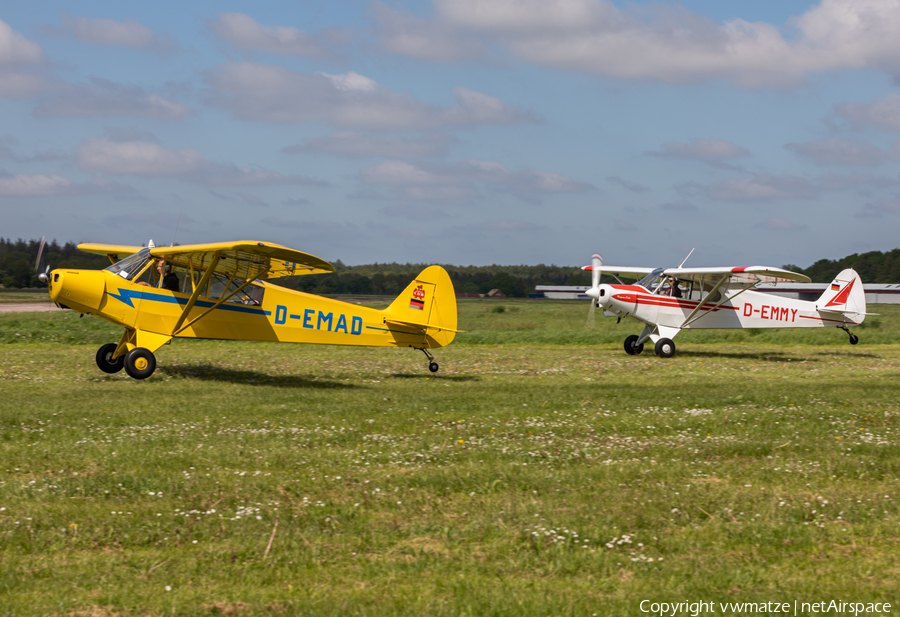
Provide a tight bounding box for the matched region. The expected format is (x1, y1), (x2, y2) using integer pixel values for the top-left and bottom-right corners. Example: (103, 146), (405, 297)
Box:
(2, 0), (900, 269)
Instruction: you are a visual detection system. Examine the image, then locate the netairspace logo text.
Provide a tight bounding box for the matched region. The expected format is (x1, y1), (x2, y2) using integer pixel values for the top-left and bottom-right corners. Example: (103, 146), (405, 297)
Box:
(640, 600), (892, 616)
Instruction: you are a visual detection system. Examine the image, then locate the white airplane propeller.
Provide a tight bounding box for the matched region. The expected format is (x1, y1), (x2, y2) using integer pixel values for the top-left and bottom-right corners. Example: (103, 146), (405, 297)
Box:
(585, 252), (602, 328)
(35, 236), (50, 283)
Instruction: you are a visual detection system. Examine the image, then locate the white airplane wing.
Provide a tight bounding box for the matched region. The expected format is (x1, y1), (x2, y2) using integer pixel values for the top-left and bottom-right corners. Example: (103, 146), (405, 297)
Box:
(664, 266), (810, 287)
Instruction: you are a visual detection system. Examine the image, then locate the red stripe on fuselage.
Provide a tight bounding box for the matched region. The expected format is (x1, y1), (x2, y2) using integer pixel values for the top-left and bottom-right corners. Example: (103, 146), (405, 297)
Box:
(609, 287), (738, 312)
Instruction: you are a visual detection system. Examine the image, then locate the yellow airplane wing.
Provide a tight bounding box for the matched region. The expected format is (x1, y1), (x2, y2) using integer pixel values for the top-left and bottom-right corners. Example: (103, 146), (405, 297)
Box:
(149, 241), (334, 280)
(78, 243), (144, 263)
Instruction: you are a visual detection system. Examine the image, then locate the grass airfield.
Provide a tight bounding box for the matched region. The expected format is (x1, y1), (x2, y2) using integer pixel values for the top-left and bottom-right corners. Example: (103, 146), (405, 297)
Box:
(1, 299), (898, 616)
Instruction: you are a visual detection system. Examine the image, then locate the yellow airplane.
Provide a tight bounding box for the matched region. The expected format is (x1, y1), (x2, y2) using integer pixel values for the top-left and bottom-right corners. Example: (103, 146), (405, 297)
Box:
(44, 240), (459, 379)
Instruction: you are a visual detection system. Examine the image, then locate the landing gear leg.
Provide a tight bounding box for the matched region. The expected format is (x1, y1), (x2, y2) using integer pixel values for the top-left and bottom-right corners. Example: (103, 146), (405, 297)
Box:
(421, 348), (439, 373)
(840, 326), (859, 345)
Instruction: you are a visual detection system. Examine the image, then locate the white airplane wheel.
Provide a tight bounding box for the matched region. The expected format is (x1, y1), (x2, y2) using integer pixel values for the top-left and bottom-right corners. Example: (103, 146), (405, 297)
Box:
(624, 335), (644, 356)
(849, 333), (859, 345)
(654, 338), (676, 358)
(124, 347), (157, 380)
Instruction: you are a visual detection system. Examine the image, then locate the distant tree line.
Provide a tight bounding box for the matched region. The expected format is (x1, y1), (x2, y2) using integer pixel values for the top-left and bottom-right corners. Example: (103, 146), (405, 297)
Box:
(783, 248), (900, 284)
(5, 236), (899, 291)
(287, 261), (591, 297)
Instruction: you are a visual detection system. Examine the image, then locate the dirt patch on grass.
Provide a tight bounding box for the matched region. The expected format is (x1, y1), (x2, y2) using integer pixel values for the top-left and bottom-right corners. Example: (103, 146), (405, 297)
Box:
(201, 602), (251, 615)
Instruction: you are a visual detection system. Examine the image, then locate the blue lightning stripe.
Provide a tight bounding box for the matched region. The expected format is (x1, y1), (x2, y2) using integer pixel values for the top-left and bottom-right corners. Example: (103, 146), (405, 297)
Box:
(107, 288), (271, 316)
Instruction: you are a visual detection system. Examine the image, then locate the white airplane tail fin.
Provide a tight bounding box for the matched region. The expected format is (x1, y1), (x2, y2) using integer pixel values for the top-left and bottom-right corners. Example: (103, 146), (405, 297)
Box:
(817, 268), (866, 325)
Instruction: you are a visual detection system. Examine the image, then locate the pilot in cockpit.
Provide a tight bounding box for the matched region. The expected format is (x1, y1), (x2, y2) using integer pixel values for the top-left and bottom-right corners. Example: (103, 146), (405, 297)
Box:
(667, 278), (682, 298)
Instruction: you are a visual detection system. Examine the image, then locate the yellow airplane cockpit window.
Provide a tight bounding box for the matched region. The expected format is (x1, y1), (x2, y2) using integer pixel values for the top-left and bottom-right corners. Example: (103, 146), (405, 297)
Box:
(201, 272), (265, 305)
(104, 248), (153, 281)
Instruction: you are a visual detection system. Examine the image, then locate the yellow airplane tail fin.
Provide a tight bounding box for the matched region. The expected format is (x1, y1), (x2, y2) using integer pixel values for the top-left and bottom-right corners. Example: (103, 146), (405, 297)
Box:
(382, 265), (459, 348)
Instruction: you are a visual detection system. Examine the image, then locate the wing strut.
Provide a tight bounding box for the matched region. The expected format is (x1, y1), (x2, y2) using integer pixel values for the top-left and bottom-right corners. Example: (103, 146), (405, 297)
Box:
(679, 277), (757, 329)
(172, 277), (257, 336)
(171, 253), (221, 335)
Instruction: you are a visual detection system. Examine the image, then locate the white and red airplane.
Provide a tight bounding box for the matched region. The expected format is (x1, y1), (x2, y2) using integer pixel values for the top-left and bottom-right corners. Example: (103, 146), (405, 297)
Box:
(583, 253), (867, 358)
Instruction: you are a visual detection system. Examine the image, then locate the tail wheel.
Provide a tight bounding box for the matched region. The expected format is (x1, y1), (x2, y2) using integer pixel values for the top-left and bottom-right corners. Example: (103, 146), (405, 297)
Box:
(849, 333), (859, 345)
(124, 347), (157, 380)
(624, 334), (644, 356)
(654, 338), (676, 358)
(95, 343), (124, 374)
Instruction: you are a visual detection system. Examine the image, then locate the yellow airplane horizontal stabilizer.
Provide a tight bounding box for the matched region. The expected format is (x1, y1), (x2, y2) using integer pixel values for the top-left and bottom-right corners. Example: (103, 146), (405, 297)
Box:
(383, 318), (465, 334)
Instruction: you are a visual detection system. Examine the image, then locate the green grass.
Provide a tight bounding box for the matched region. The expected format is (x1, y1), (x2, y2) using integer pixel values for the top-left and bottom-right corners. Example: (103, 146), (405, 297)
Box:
(1, 300), (899, 615)
(0, 290), (51, 304)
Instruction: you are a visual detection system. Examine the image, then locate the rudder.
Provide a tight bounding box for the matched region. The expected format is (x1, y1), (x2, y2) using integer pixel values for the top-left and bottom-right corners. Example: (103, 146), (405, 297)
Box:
(382, 266), (458, 348)
(817, 268), (866, 324)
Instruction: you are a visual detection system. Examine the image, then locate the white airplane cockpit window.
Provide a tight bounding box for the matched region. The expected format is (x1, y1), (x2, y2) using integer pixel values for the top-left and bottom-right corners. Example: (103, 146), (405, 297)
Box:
(104, 248), (153, 281)
(637, 268), (666, 293)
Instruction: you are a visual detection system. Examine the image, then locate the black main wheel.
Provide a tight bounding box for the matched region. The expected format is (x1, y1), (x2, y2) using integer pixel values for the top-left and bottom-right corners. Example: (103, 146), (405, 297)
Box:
(429, 362), (439, 373)
(654, 338), (676, 358)
(95, 343), (124, 374)
(849, 333), (859, 345)
(624, 334), (644, 356)
(124, 347), (157, 380)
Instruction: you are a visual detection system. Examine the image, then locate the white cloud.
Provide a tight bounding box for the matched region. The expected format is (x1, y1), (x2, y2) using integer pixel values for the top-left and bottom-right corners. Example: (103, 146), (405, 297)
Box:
(359, 158), (593, 204)
(0, 173), (126, 197)
(0, 19), (43, 64)
(76, 139), (327, 187)
(835, 93), (900, 131)
(649, 138), (750, 167)
(376, 0), (900, 88)
(361, 160), (449, 187)
(34, 78), (191, 119)
(606, 175), (650, 193)
(77, 140), (206, 176)
(283, 197), (311, 207)
(0, 173), (73, 196)
(59, 15), (176, 52)
(0, 69), (45, 98)
(815, 172), (900, 191)
(706, 174), (816, 201)
(204, 62), (536, 129)
(193, 165), (327, 187)
(373, 2), (488, 62)
(785, 138), (900, 166)
(285, 131), (456, 159)
(209, 13), (331, 57)
(0, 20), (45, 98)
